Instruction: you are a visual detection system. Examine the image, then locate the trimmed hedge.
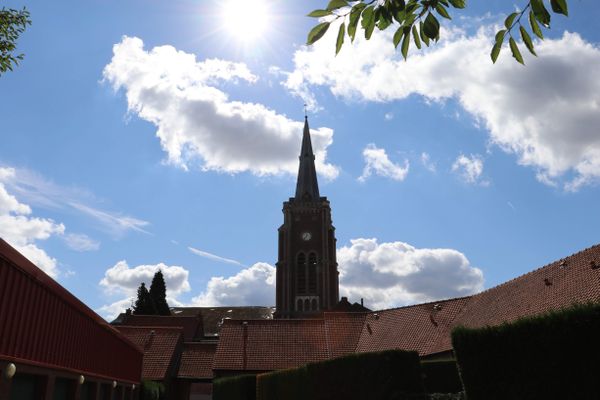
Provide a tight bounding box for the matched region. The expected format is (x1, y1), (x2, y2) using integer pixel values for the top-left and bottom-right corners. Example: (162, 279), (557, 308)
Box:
(452, 302), (600, 400)
(213, 374), (257, 400)
(421, 360), (462, 394)
(140, 380), (165, 400)
(257, 350), (427, 400)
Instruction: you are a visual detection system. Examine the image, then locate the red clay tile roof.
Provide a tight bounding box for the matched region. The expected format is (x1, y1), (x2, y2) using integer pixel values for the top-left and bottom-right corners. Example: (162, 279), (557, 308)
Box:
(324, 312), (368, 358)
(451, 243), (600, 330)
(355, 297), (470, 357)
(178, 342), (217, 379)
(116, 326), (183, 380)
(214, 319), (329, 372)
(113, 315), (203, 341)
(171, 306), (275, 336)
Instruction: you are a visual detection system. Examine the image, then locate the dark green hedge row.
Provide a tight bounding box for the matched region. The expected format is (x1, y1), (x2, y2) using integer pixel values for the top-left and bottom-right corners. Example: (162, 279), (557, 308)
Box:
(257, 350), (426, 400)
(452, 302), (600, 400)
(213, 374), (257, 400)
(421, 360), (462, 394)
(140, 380), (165, 400)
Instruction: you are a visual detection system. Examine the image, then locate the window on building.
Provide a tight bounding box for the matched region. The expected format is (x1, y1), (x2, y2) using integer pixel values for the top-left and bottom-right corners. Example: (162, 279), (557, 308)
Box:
(297, 253), (306, 294)
(308, 252), (317, 294)
(297, 298), (303, 312)
(311, 298), (318, 311)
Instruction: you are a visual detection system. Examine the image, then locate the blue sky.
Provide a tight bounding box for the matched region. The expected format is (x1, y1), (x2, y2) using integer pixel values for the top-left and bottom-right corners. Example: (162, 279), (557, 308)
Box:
(1, 0), (599, 319)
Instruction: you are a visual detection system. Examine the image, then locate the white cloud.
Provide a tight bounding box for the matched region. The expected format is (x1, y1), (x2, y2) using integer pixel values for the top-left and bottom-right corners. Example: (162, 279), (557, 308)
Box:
(0, 166), (149, 237)
(103, 36), (339, 179)
(0, 168), (64, 277)
(191, 262), (275, 306)
(421, 152), (437, 173)
(188, 246), (243, 266)
(64, 233), (100, 252)
(337, 238), (484, 310)
(384, 112), (394, 121)
(98, 260), (191, 320)
(359, 144), (409, 182)
(285, 23), (600, 190)
(452, 154), (488, 185)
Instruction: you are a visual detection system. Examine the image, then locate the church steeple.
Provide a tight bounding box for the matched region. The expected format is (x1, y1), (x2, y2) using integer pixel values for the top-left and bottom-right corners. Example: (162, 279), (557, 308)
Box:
(295, 117), (320, 201)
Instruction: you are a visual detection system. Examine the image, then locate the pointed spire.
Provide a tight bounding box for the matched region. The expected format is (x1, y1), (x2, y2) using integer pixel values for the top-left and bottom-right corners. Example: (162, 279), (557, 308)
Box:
(295, 116), (320, 201)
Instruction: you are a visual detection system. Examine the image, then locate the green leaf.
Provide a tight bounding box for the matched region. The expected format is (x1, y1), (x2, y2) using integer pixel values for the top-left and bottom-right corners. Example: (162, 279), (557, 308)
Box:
(336, 22), (345, 55)
(531, 0), (551, 27)
(401, 27), (411, 60)
(326, 0), (349, 11)
(435, 4), (452, 19)
(378, 7), (394, 30)
(307, 9), (332, 18)
(307, 22), (331, 45)
(419, 20), (430, 46)
(519, 25), (537, 56)
(491, 41), (502, 63)
(550, 0), (568, 16)
(412, 24), (421, 49)
(495, 29), (507, 43)
(393, 26), (404, 48)
(393, 0), (406, 11)
(529, 10), (544, 39)
(361, 6), (375, 29)
(509, 37), (524, 65)
(423, 12), (440, 39)
(348, 6), (363, 42)
(504, 12), (518, 29)
(448, 0), (466, 8)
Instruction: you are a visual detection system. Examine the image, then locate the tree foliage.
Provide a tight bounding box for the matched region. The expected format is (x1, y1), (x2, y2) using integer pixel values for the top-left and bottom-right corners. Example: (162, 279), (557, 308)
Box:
(133, 282), (155, 315)
(307, 0), (570, 64)
(0, 6), (31, 75)
(149, 270), (171, 316)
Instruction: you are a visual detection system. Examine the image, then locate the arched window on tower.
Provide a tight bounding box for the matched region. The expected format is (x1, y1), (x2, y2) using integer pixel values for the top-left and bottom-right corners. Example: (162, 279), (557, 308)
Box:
(311, 298), (318, 311)
(297, 253), (306, 294)
(308, 252), (317, 294)
(304, 299), (310, 311)
(297, 298), (303, 312)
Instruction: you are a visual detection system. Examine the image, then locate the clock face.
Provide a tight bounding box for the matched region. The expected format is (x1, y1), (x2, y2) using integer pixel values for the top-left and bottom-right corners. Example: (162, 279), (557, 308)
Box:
(301, 232), (312, 241)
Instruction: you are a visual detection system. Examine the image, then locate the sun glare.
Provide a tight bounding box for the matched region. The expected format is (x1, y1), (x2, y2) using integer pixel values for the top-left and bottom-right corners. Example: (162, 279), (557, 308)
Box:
(221, 0), (271, 42)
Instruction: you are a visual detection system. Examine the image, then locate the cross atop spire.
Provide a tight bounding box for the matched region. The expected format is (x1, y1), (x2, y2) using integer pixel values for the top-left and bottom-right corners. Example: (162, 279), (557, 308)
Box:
(294, 117), (320, 201)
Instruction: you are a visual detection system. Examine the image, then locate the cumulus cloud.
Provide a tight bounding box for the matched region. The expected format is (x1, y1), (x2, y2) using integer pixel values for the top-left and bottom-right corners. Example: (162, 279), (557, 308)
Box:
(0, 168), (64, 277)
(285, 23), (600, 190)
(452, 154), (488, 185)
(103, 36), (339, 179)
(338, 238), (484, 310)
(359, 144), (409, 182)
(64, 233), (100, 252)
(191, 262), (275, 306)
(98, 260), (191, 319)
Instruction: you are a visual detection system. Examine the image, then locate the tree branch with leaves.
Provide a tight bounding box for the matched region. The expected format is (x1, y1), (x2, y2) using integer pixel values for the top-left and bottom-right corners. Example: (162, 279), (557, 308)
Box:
(307, 0), (569, 64)
(0, 6), (31, 75)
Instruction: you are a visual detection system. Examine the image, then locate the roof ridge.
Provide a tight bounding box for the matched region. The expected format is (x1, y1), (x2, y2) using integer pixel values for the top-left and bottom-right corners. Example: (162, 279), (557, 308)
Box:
(370, 295), (473, 314)
(466, 242), (600, 299)
(118, 325), (185, 331)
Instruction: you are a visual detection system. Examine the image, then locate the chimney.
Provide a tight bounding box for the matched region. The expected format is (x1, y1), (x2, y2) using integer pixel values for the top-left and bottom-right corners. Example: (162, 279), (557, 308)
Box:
(361, 298), (364, 307)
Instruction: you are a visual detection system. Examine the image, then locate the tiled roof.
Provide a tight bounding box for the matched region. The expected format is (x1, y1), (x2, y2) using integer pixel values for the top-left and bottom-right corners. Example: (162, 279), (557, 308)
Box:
(113, 314), (203, 341)
(178, 342), (217, 379)
(214, 319), (329, 372)
(171, 306), (275, 336)
(356, 297), (470, 357)
(116, 326), (183, 380)
(451, 243), (600, 330)
(324, 312), (368, 358)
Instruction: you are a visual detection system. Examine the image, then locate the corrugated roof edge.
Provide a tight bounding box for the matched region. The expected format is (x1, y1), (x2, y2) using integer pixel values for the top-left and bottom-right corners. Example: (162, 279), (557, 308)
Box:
(0, 238), (143, 356)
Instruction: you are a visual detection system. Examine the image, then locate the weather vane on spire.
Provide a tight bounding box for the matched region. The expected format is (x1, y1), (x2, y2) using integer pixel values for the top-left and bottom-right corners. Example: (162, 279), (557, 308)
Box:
(304, 102), (308, 119)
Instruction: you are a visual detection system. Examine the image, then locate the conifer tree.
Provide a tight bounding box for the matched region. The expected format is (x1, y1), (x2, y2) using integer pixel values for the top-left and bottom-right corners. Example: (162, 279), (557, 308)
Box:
(149, 270), (171, 316)
(132, 282), (155, 315)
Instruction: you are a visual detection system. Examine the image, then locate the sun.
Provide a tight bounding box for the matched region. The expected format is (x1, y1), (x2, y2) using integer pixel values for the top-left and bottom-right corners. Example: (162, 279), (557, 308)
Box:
(220, 0), (271, 43)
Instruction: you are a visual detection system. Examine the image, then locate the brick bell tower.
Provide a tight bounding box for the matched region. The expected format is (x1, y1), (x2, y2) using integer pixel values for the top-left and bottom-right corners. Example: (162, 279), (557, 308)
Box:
(274, 117), (339, 319)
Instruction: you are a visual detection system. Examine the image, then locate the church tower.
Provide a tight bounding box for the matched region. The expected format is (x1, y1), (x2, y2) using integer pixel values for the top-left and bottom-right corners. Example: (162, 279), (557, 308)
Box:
(274, 117), (339, 319)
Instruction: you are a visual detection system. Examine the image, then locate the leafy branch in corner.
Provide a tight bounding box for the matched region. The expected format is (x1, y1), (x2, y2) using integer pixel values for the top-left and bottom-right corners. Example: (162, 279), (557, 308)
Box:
(0, 7), (31, 75)
(306, 0), (569, 64)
